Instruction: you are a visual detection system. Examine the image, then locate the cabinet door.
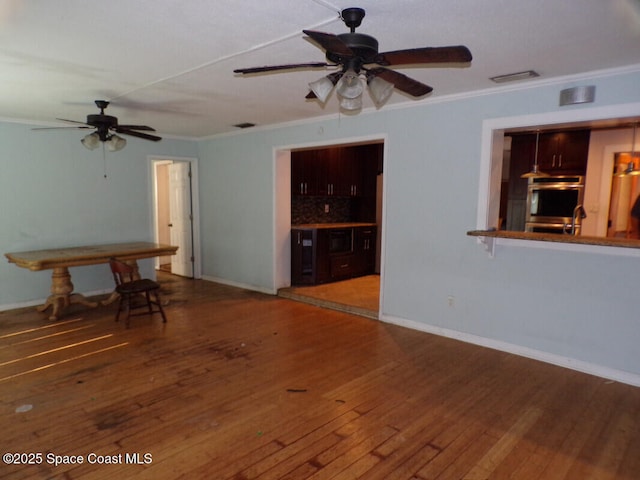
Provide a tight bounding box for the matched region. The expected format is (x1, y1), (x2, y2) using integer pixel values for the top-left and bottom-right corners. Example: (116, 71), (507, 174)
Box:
(291, 150), (320, 195)
(319, 147), (342, 196)
(556, 130), (590, 174)
(506, 134), (535, 231)
(291, 229), (315, 285)
(354, 226), (377, 274)
(538, 130), (590, 174)
(315, 229), (331, 283)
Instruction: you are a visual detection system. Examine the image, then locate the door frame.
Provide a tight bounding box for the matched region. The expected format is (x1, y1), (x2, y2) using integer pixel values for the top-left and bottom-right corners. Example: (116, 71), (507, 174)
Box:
(273, 134), (387, 315)
(149, 155), (202, 279)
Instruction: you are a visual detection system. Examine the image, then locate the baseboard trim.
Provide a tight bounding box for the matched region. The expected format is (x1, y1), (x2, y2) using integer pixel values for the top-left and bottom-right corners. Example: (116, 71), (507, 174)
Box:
(380, 313), (640, 388)
(200, 275), (277, 295)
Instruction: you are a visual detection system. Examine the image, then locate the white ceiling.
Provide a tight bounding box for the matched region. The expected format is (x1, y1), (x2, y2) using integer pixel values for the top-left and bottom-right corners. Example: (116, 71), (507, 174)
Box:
(1, 0), (639, 140)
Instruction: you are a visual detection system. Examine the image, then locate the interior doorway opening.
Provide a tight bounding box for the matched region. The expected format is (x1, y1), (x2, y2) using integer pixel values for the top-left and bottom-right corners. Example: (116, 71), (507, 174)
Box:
(275, 139), (385, 319)
(151, 156), (202, 279)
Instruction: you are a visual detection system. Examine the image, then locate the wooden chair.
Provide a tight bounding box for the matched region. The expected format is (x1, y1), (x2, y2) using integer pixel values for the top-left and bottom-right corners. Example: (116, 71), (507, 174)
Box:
(109, 258), (167, 327)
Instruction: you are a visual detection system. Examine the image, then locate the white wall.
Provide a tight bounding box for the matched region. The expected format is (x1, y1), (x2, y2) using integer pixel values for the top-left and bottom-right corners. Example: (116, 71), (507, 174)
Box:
(196, 66), (640, 384)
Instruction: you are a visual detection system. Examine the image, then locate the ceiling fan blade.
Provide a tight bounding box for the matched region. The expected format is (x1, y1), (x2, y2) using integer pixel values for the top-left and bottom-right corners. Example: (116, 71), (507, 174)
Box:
(234, 62), (329, 74)
(32, 126), (93, 131)
(368, 67), (433, 97)
(117, 124), (156, 131)
(302, 30), (354, 56)
(55, 117), (91, 125)
(115, 128), (162, 142)
(376, 45), (472, 66)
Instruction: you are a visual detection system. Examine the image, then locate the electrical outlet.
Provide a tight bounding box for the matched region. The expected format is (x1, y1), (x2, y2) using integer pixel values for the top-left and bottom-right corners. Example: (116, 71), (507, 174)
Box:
(447, 295), (455, 307)
(324, 204), (329, 213)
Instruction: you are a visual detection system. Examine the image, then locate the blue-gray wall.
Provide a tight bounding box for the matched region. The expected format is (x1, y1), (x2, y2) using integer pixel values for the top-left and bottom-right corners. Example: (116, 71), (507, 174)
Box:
(0, 122), (197, 305)
(197, 67), (640, 384)
(1, 67), (639, 385)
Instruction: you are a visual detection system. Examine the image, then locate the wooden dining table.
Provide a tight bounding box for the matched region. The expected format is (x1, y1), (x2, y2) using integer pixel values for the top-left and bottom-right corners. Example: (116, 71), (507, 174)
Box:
(5, 241), (178, 321)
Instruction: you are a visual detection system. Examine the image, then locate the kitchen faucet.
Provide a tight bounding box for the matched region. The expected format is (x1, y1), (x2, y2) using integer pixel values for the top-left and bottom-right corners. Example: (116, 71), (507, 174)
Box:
(565, 204), (587, 235)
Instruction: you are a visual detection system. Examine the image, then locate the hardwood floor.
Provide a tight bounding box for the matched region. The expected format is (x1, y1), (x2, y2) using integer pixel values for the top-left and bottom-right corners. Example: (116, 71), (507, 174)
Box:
(1, 273), (639, 479)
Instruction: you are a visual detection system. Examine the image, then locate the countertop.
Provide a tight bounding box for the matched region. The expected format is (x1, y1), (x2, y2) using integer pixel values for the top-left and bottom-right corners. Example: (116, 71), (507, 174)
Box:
(292, 222), (377, 230)
(467, 229), (640, 249)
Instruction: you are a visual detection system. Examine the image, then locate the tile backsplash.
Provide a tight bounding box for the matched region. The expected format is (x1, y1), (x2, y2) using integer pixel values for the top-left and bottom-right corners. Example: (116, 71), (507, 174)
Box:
(291, 196), (352, 224)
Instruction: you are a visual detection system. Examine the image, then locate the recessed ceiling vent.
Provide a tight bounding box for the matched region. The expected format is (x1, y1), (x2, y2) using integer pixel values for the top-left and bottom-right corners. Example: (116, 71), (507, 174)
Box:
(233, 122), (256, 129)
(490, 70), (539, 84)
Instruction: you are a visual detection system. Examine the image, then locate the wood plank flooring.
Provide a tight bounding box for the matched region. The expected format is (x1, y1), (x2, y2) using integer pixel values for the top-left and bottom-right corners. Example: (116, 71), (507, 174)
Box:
(1, 273), (639, 479)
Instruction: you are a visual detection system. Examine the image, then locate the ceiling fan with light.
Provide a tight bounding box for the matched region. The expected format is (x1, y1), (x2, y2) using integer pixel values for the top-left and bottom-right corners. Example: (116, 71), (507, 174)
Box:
(234, 7), (472, 111)
(34, 100), (161, 151)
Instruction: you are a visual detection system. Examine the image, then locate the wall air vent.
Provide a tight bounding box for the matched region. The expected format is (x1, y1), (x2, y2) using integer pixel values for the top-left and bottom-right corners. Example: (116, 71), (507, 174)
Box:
(490, 70), (540, 84)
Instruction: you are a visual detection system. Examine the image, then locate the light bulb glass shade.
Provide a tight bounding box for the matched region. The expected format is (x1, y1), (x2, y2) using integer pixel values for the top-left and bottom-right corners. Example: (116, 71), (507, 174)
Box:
(81, 132), (100, 150)
(368, 75), (394, 106)
(308, 76), (335, 103)
(338, 95), (362, 111)
(336, 69), (364, 99)
(105, 134), (126, 152)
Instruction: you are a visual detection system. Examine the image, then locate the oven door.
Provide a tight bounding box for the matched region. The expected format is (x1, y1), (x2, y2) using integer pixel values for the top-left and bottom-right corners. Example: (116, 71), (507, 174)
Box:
(527, 186), (584, 224)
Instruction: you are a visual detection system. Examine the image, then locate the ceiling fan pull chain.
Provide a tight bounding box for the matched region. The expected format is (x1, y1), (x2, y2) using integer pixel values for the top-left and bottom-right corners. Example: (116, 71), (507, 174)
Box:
(102, 144), (107, 179)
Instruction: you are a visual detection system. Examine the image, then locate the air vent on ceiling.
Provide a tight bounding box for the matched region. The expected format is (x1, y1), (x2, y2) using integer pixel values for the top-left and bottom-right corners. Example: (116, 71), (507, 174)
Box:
(490, 70), (539, 84)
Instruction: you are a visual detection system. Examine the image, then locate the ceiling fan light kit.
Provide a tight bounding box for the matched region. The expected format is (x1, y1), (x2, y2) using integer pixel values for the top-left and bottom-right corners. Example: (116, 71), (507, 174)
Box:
(308, 76), (336, 103)
(81, 132), (101, 150)
(367, 74), (395, 107)
(234, 7), (472, 112)
(36, 100), (161, 152)
(105, 134), (127, 152)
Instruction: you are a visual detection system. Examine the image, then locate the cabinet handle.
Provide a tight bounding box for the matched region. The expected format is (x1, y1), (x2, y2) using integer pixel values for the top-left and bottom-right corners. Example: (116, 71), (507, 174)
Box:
(552, 154), (556, 168)
(297, 232), (301, 244)
(340, 263), (349, 268)
(558, 154), (562, 167)
(304, 182), (308, 194)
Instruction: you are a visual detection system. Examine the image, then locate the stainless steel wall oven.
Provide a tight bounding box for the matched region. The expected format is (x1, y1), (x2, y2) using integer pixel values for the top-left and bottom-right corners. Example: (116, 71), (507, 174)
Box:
(525, 176), (585, 234)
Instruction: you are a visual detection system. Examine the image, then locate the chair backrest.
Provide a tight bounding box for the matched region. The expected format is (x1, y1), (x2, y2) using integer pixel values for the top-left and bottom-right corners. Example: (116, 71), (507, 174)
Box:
(109, 258), (135, 286)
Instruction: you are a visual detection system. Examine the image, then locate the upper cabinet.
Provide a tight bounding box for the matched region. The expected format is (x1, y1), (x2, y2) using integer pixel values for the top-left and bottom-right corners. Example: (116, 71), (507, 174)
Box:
(292, 144), (382, 198)
(537, 130), (591, 175)
(291, 149), (321, 196)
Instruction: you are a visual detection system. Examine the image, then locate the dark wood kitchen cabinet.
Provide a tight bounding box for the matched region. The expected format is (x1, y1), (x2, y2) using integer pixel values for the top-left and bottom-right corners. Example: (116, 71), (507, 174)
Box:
(291, 149), (321, 196)
(537, 130), (590, 174)
(291, 225), (377, 285)
(291, 144), (381, 197)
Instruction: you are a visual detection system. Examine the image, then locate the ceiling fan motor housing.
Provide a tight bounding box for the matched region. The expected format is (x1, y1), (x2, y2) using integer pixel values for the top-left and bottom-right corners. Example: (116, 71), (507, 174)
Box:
(328, 33), (379, 68)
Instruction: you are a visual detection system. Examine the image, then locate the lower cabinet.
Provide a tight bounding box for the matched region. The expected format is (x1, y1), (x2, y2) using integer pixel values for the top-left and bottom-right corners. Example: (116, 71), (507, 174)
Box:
(291, 225), (377, 286)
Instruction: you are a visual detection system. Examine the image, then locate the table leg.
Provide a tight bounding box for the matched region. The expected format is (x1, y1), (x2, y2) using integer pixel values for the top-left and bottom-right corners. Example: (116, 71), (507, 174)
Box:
(38, 267), (99, 320)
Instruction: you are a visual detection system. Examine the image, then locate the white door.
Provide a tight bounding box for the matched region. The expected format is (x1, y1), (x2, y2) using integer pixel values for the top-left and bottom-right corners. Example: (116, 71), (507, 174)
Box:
(169, 162), (193, 277)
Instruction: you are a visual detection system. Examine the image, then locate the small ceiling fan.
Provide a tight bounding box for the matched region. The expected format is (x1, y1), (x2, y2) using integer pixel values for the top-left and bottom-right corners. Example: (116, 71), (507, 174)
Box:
(35, 100), (161, 151)
(234, 7), (472, 110)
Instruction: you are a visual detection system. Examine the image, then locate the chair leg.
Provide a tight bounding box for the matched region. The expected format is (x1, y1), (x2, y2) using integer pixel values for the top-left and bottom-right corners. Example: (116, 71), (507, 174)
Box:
(122, 293), (131, 328)
(115, 297), (123, 323)
(154, 291), (167, 323)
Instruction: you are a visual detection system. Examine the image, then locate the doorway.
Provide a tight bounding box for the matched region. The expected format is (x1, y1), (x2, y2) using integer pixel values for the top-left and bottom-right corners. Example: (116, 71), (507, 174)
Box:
(151, 156), (202, 279)
(274, 139), (385, 319)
